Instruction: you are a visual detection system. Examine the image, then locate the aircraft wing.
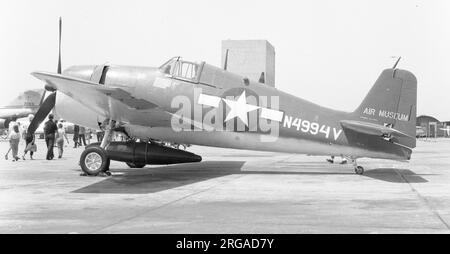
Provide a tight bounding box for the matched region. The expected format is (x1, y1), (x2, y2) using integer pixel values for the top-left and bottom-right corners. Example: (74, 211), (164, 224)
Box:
(31, 72), (209, 130)
(340, 120), (414, 139)
(31, 72), (168, 126)
(0, 108), (36, 119)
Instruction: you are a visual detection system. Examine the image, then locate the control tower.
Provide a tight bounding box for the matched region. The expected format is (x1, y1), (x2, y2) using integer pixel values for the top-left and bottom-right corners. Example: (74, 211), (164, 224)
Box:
(221, 40), (276, 87)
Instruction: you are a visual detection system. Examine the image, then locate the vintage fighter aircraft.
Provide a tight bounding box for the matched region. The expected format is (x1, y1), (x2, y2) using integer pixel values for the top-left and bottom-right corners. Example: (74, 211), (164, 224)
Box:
(29, 18), (417, 176)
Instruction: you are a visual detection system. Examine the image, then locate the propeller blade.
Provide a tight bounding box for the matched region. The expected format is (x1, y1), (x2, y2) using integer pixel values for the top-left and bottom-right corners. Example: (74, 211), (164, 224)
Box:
(57, 17), (62, 74)
(38, 90), (47, 106)
(29, 18), (62, 135)
(28, 92), (56, 135)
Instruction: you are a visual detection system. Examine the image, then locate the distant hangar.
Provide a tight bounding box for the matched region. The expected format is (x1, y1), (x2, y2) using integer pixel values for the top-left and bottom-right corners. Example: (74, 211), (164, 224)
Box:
(416, 115), (450, 138)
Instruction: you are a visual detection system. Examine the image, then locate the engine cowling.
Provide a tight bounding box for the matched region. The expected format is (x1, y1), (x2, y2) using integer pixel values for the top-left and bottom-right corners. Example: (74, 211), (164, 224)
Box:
(87, 141), (202, 165)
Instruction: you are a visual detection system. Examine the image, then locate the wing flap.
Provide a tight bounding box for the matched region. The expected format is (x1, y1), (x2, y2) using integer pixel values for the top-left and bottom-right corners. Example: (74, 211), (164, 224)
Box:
(99, 88), (158, 110)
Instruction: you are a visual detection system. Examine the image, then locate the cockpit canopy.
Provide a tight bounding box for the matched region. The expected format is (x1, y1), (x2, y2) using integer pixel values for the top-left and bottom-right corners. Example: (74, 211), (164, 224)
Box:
(159, 57), (248, 89)
(159, 57), (204, 83)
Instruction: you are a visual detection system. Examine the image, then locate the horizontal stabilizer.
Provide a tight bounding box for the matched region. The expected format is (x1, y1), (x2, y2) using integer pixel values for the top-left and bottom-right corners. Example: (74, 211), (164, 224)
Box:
(340, 120), (415, 148)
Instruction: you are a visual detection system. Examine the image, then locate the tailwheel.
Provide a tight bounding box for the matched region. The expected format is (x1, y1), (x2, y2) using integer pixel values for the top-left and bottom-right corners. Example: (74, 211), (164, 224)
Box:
(354, 166), (364, 175)
(80, 146), (110, 176)
(126, 162), (146, 168)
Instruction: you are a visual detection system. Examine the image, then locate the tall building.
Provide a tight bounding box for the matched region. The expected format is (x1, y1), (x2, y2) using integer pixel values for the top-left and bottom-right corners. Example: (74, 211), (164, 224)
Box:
(221, 40), (276, 87)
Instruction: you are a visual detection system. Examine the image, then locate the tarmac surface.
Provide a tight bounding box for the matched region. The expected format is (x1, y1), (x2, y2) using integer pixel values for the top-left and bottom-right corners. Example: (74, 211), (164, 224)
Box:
(0, 136), (449, 233)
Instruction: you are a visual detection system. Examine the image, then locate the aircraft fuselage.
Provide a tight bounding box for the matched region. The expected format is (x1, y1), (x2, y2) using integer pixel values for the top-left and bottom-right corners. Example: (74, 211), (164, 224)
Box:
(50, 58), (414, 162)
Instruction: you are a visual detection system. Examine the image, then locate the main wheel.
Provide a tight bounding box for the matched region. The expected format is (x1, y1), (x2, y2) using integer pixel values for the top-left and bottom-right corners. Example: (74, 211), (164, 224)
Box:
(80, 146), (110, 176)
(126, 162), (146, 168)
(354, 166), (364, 175)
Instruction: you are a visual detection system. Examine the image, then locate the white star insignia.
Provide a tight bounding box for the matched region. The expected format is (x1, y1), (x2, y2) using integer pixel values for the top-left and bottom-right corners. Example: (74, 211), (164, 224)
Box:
(222, 91), (260, 126)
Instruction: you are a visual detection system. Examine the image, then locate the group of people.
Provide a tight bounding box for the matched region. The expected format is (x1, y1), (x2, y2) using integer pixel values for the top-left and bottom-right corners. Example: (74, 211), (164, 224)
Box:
(4, 114), (92, 161)
(43, 114), (70, 160)
(72, 125), (92, 148)
(4, 115), (36, 161)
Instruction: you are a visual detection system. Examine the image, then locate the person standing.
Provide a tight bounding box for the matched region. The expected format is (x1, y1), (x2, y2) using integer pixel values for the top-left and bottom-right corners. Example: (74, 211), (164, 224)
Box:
(9, 125), (21, 161)
(8, 116), (18, 134)
(21, 114), (33, 139)
(73, 125), (80, 148)
(79, 126), (86, 146)
(4, 116), (18, 160)
(22, 114), (35, 160)
(56, 123), (69, 159)
(44, 114), (58, 160)
(23, 134), (36, 160)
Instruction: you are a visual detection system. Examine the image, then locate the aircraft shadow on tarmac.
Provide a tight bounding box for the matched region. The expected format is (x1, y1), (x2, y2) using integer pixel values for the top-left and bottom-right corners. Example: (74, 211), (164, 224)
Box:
(363, 168), (430, 183)
(240, 167), (430, 183)
(73, 161), (430, 194)
(73, 161), (246, 194)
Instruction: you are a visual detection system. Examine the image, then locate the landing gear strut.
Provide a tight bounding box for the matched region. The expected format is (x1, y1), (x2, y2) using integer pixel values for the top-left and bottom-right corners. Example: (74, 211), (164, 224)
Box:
(79, 120), (114, 176)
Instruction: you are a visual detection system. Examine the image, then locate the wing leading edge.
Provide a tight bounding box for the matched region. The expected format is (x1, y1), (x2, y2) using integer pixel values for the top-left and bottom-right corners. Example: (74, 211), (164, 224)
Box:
(31, 71), (166, 126)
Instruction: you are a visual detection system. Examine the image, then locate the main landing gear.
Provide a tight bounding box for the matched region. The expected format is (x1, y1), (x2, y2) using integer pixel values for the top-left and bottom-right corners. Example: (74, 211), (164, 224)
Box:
(79, 120), (114, 176)
(80, 146), (111, 176)
(352, 159), (364, 175)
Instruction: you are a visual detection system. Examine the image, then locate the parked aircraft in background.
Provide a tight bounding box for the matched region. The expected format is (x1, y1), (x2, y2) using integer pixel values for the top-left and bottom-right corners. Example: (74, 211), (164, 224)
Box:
(440, 126), (450, 136)
(30, 18), (418, 176)
(0, 89), (44, 131)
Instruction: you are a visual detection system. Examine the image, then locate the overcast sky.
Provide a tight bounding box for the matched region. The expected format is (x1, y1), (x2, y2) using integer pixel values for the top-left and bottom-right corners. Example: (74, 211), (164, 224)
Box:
(1, 0), (449, 120)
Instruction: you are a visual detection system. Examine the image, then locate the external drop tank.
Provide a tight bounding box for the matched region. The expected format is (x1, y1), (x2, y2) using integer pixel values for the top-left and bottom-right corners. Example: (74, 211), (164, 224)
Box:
(88, 141), (202, 165)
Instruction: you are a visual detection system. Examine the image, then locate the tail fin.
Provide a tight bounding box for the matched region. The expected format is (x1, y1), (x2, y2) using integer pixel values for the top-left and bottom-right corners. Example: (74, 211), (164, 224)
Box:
(7, 89), (44, 108)
(354, 68), (417, 148)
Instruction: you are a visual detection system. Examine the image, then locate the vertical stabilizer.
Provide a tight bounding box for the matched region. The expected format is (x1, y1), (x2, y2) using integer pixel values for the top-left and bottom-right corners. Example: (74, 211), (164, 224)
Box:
(354, 69), (417, 148)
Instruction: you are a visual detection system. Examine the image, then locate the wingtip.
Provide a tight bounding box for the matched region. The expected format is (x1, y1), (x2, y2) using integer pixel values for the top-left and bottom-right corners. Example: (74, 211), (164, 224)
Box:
(30, 72), (45, 81)
(30, 71), (60, 79)
(30, 71), (59, 91)
(30, 71), (48, 78)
